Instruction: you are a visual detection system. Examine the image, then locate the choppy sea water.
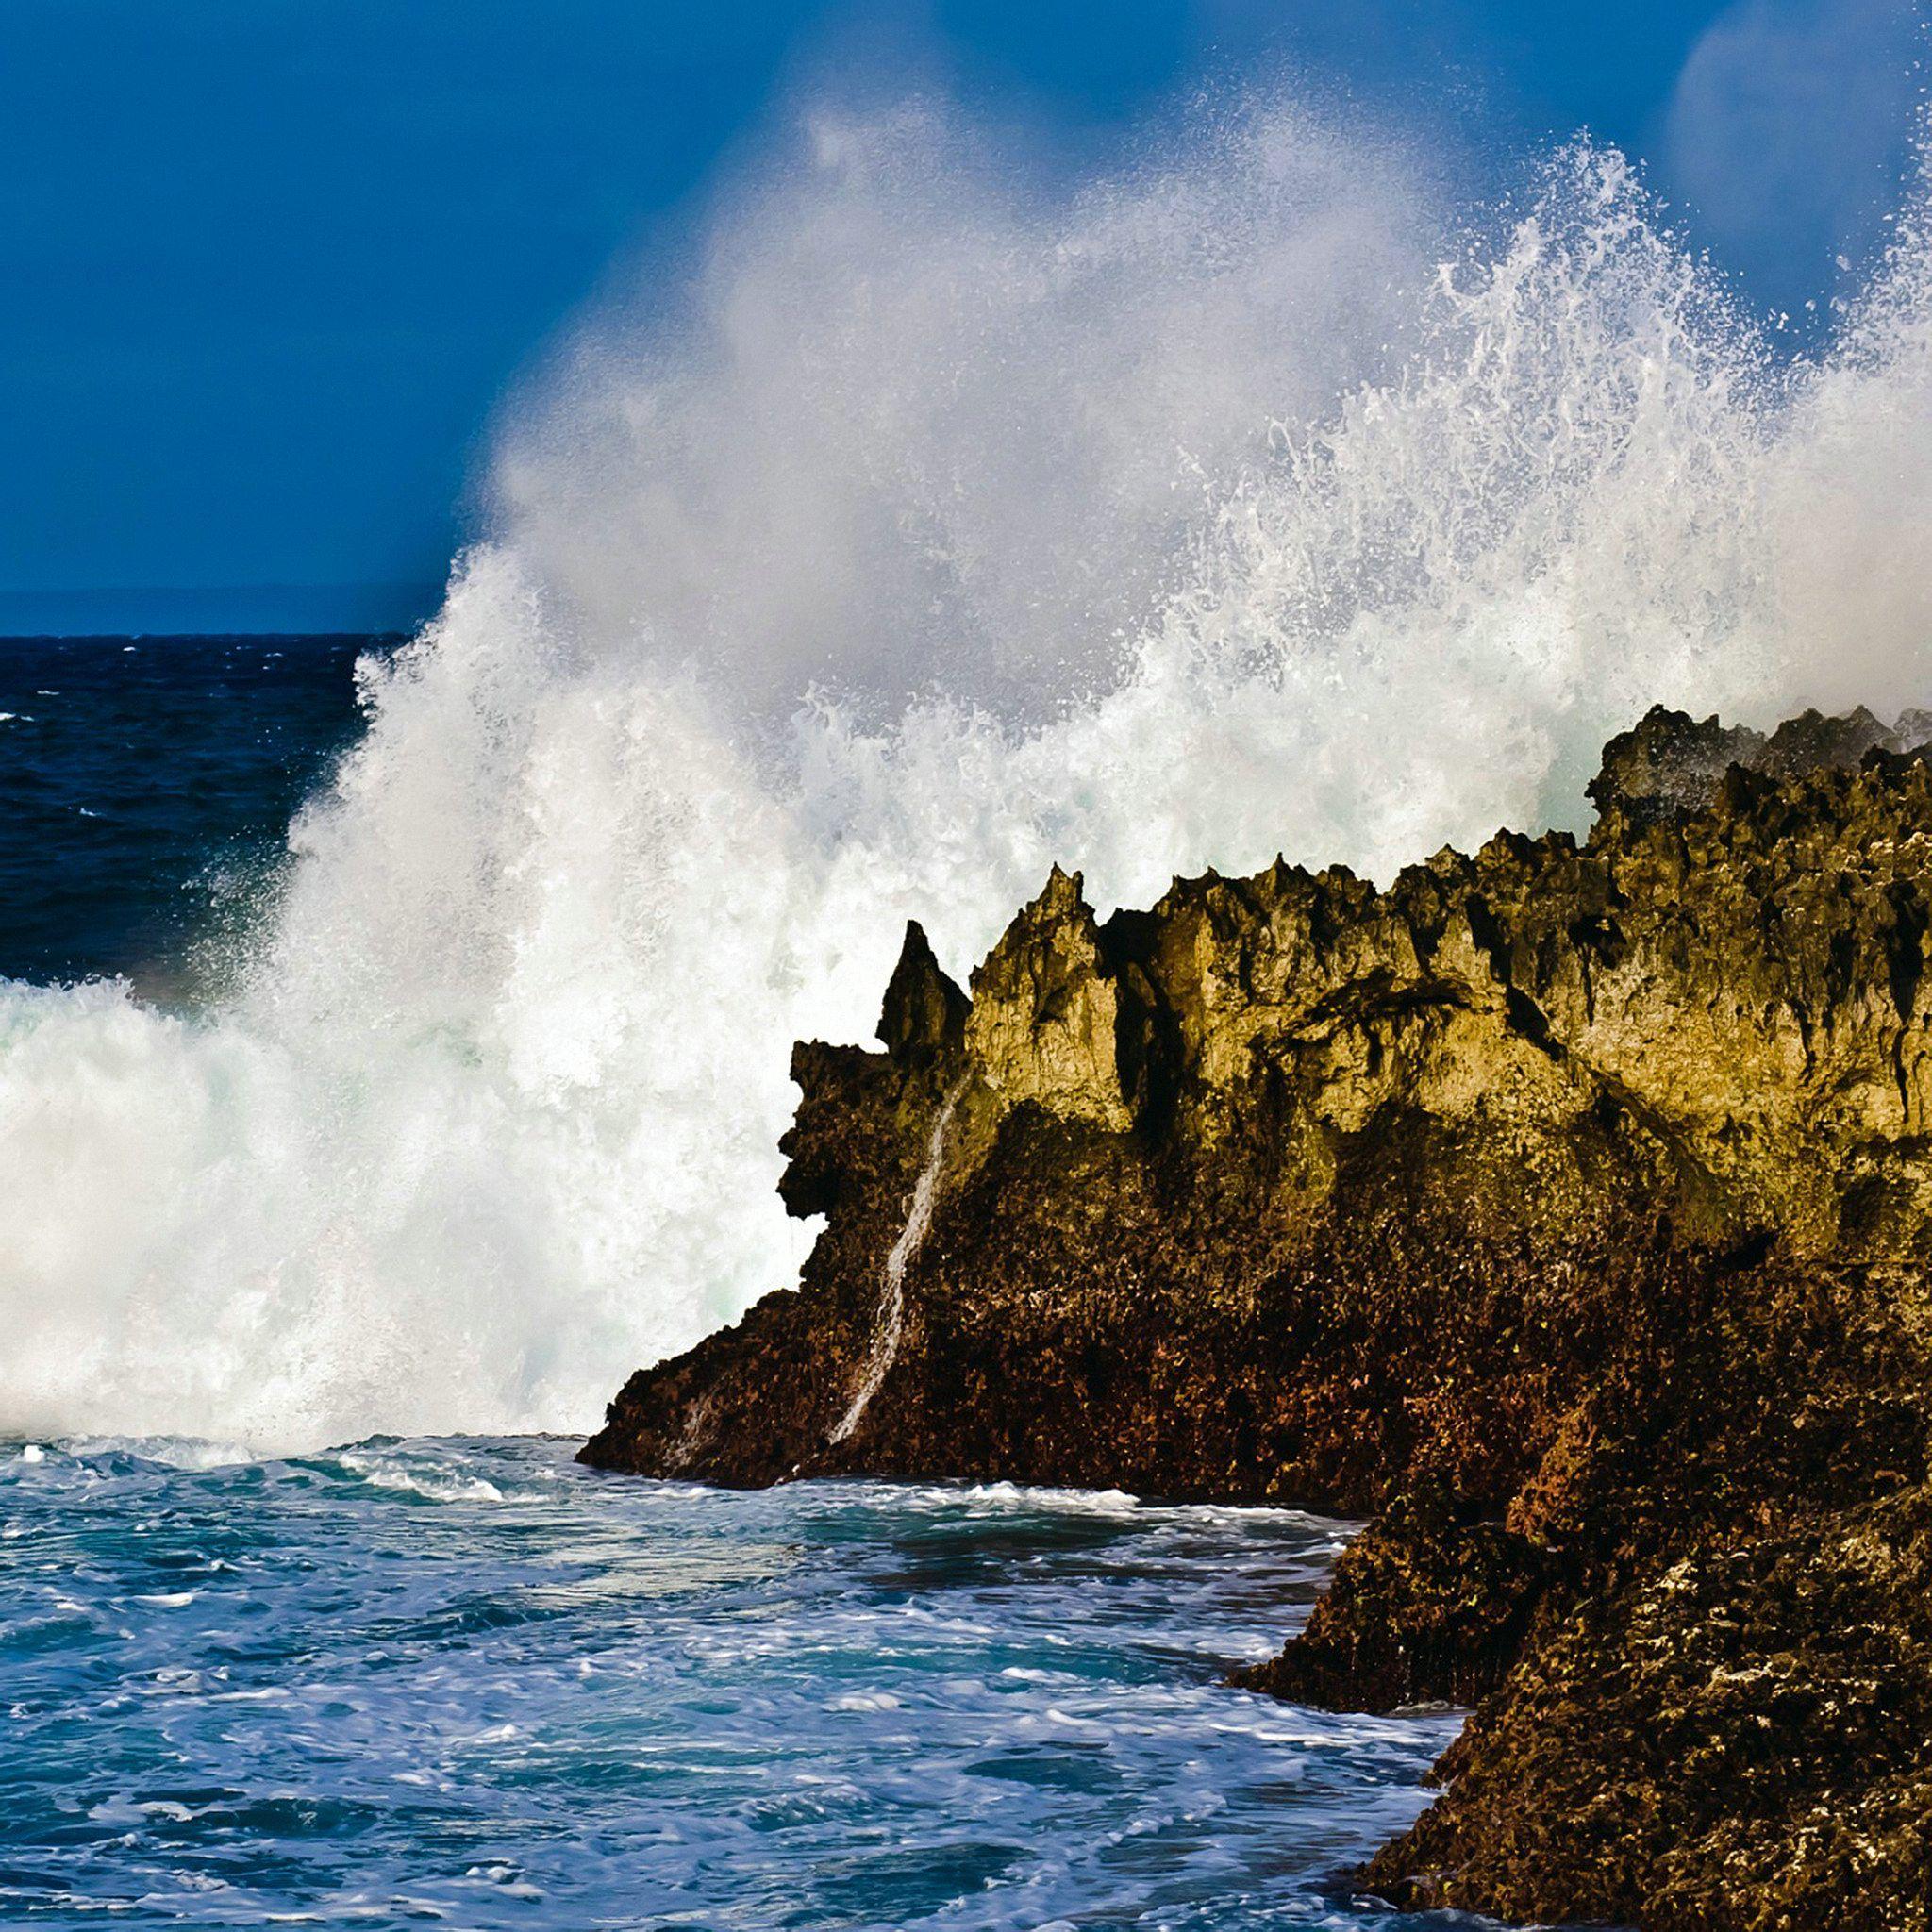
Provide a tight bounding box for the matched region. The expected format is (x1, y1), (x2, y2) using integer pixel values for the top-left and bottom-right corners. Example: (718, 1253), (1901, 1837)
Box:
(0, 1435), (1466, 1930)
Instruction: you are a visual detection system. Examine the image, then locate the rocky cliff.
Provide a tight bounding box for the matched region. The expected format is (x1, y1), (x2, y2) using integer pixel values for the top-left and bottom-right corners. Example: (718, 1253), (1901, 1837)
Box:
(584, 705), (1932, 1930)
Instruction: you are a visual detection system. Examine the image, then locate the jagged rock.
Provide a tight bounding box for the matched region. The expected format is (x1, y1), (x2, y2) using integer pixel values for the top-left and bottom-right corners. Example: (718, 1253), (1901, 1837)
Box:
(582, 708), (1932, 1931)
(960, 864), (1140, 1130)
(877, 920), (968, 1069)
(1587, 704), (1770, 820)
(1590, 700), (1929, 821)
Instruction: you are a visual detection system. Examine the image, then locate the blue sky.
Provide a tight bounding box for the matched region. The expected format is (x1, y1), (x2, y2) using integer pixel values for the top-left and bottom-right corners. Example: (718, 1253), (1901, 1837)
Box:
(0, 0), (1921, 634)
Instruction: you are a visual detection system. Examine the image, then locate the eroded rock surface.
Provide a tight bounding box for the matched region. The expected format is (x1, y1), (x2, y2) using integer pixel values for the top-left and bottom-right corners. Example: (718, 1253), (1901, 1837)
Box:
(584, 706), (1932, 1930)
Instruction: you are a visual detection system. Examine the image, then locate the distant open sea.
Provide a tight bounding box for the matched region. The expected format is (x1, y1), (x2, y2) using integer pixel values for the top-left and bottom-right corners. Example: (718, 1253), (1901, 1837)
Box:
(0, 635), (385, 988)
(0, 636), (1466, 1930)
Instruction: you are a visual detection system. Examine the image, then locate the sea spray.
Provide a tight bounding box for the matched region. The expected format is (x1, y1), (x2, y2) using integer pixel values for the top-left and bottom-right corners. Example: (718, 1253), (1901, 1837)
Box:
(3, 100), (1931, 1448)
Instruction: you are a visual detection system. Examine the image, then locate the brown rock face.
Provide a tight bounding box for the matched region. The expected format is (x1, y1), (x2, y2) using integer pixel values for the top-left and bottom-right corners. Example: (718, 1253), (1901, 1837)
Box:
(582, 707), (1932, 1930)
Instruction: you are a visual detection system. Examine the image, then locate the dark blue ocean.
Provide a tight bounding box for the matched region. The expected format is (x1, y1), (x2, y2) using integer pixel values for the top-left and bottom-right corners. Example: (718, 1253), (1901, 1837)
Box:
(1, 639), (1471, 1931)
(0, 636), (383, 988)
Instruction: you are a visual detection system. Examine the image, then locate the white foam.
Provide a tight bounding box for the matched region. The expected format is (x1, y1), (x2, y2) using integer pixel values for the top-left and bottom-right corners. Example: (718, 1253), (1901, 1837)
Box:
(941, 1482), (1144, 1516)
(59, 1435), (256, 1470)
(1, 101), (1929, 1451)
(331, 1447), (507, 1503)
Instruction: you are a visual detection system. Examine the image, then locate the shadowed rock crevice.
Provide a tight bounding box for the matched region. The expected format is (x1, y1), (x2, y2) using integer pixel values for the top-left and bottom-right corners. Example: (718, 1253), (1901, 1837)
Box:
(583, 708), (1932, 1930)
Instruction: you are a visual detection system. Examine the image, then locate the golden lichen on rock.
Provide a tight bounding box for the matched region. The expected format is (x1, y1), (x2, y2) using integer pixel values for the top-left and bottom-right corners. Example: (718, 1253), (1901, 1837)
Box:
(960, 862), (1139, 1132)
(583, 705), (1932, 1931)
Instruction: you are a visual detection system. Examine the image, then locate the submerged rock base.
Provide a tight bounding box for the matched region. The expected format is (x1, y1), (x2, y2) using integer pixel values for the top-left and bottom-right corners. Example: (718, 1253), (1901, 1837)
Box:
(585, 706), (1932, 1930)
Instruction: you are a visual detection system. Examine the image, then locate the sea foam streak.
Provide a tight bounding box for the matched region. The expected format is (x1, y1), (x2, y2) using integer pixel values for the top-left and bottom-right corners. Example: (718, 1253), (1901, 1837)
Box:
(3, 101), (1931, 1449)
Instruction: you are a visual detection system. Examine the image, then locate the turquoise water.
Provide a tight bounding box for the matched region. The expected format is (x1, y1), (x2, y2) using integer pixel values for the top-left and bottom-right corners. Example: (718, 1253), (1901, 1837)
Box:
(0, 1435), (1467, 1929)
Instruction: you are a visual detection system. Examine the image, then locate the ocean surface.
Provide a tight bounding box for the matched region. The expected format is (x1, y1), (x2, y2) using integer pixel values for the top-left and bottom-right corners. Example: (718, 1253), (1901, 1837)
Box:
(0, 636), (383, 987)
(1, 1434), (1465, 1931)
(0, 636), (1467, 1925)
